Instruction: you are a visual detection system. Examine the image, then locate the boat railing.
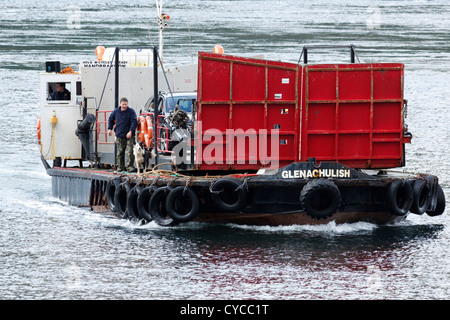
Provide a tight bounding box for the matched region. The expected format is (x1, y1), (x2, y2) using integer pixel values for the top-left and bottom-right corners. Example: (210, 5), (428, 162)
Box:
(138, 112), (173, 154)
(157, 114), (173, 154)
(96, 110), (114, 145)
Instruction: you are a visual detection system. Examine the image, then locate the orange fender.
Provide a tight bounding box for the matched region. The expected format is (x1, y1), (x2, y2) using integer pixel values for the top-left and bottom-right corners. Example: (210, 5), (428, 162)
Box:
(37, 116), (41, 145)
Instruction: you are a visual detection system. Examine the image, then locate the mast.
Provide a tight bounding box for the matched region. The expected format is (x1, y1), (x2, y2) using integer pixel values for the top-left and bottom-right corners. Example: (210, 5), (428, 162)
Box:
(155, 0), (169, 62)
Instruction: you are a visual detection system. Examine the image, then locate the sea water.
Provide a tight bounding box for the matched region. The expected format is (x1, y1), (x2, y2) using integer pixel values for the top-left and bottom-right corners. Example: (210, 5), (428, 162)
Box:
(0, 0), (449, 300)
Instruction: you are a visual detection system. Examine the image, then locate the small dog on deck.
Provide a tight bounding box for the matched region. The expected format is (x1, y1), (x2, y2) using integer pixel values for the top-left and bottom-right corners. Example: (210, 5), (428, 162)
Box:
(133, 142), (145, 174)
(133, 142), (155, 174)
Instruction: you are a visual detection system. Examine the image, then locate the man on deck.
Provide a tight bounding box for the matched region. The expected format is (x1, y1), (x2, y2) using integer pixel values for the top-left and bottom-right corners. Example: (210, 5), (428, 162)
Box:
(107, 97), (137, 172)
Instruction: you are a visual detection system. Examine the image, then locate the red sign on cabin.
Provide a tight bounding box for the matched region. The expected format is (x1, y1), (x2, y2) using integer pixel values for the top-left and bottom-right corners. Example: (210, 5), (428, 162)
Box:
(196, 52), (409, 171)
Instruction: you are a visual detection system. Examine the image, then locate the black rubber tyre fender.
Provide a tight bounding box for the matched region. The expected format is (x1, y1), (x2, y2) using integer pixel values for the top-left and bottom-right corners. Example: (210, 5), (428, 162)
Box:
(410, 179), (432, 215)
(210, 177), (247, 211)
(166, 186), (200, 223)
(114, 181), (131, 219)
(136, 186), (157, 222)
(149, 186), (178, 227)
(300, 179), (342, 219)
(106, 178), (121, 212)
(426, 184), (446, 217)
(127, 186), (143, 222)
(386, 180), (414, 216)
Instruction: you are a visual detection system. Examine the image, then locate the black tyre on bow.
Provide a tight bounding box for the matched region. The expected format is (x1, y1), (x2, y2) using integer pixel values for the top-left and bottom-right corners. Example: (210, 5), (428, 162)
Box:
(300, 179), (342, 219)
(166, 186), (199, 223)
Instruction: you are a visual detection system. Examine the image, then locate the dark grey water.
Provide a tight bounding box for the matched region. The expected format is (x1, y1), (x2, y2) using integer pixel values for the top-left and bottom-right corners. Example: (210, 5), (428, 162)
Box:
(0, 0), (449, 300)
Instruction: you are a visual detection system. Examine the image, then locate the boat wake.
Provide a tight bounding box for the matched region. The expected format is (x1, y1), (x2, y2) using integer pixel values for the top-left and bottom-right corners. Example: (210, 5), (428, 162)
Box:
(111, 217), (380, 235)
(226, 220), (379, 234)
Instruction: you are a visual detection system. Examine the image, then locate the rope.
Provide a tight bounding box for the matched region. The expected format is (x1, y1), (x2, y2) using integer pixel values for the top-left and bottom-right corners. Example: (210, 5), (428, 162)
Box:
(132, 161), (256, 189)
(149, 176), (160, 187)
(42, 125), (54, 158)
(209, 179), (222, 194)
(235, 178), (249, 192)
(183, 178), (191, 196)
(131, 177), (144, 191)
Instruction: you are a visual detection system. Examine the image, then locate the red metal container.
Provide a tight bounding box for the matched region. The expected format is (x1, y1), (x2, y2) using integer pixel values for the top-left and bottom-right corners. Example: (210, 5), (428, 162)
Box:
(196, 52), (409, 171)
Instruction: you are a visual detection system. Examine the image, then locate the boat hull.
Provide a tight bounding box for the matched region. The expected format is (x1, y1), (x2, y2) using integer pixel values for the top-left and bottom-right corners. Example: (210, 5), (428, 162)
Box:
(45, 159), (441, 227)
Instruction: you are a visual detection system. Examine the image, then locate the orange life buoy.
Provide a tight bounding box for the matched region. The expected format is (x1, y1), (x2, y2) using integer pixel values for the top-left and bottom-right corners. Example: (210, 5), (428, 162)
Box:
(137, 115), (145, 143)
(37, 116), (41, 145)
(144, 116), (153, 149)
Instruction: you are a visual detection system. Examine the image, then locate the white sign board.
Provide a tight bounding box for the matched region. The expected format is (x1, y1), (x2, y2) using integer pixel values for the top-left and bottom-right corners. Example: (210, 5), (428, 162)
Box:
(81, 61), (130, 68)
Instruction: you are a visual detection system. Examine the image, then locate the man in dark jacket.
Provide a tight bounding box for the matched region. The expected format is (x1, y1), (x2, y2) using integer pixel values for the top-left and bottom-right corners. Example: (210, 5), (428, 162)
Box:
(51, 83), (71, 100)
(107, 97), (138, 172)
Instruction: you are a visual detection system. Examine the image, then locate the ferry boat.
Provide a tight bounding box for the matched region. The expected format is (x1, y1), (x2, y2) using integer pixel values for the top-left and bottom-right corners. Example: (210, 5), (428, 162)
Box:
(37, 6), (445, 227)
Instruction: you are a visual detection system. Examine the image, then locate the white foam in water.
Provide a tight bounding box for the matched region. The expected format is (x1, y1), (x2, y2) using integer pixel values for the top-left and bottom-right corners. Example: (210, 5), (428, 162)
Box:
(112, 219), (378, 233)
(227, 220), (378, 234)
(18, 197), (80, 217)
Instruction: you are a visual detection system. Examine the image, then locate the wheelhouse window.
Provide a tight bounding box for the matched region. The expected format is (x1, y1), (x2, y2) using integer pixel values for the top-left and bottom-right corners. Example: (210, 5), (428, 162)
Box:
(47, 82), (72, 102)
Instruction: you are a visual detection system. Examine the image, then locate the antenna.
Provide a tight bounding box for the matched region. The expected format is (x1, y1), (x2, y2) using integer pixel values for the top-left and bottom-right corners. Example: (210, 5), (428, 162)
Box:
(155, 0), (169, 62)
